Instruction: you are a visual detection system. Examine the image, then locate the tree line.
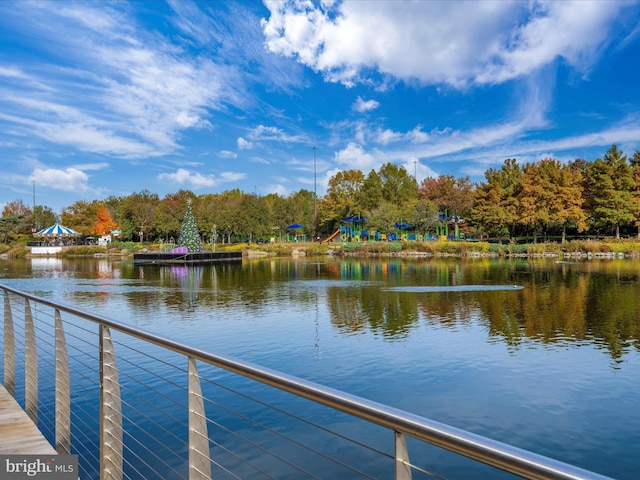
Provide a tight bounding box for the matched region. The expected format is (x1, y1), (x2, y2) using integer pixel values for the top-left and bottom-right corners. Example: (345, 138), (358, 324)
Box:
(2, 144), (640, 244)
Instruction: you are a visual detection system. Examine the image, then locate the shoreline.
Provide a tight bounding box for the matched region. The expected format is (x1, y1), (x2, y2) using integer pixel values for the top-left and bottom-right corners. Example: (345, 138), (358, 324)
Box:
(4, 239), (640, 259)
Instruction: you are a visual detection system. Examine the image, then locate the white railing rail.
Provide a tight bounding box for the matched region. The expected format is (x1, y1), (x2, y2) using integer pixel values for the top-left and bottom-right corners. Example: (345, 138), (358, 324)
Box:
(1, 284), (613, 480)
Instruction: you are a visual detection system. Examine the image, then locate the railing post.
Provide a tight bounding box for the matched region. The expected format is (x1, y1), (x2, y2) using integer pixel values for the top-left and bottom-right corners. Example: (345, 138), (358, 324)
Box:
(24, 299), (38, 424)
(55, 309), (71, 454)
(395, 431), (412, 480)
(3, 290), (15, 396)
(100, 325), (123, 480)
(188, 356), (211, 480)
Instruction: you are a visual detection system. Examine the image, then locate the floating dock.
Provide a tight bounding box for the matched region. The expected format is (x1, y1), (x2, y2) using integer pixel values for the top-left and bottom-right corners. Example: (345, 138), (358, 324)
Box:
(133, 251), (242, 265)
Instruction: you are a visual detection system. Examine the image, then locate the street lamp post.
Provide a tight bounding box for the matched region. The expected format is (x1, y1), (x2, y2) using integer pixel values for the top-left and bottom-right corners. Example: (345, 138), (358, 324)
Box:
(313, 146), (317, 235)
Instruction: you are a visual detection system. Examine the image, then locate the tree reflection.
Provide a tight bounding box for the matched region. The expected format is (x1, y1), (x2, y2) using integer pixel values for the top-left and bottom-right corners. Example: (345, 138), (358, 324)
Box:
(119, 257), (640, 359)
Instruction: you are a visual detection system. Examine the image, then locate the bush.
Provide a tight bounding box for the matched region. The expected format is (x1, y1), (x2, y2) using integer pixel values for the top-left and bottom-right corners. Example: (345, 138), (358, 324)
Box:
(6, 245), (30, 257)
(59, 246), (108, 257)
(305, 243), (331, 256)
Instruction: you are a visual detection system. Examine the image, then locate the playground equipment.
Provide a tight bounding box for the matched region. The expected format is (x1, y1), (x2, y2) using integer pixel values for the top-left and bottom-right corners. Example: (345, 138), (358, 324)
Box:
(323, 229), (341, 243)
(322, 214), (464, 243)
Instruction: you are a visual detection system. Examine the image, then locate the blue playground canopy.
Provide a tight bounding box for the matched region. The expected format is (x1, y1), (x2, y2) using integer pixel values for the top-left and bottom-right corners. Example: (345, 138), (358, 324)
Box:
(394, 222), (412, 229)
(285, 223), (305, 229)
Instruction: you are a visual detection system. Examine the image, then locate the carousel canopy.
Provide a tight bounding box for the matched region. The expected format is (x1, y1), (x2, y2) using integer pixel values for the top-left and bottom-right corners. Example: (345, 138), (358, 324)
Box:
(36, 222), (80, 236)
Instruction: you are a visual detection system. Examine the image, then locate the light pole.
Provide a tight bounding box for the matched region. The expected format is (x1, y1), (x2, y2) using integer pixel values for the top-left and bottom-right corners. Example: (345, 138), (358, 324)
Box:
(313, 146), (317, 235)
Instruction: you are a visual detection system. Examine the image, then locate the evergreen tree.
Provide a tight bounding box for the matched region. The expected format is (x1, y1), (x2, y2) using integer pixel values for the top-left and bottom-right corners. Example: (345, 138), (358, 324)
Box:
(177, 202), (203, 252)
(586, 145), (635, 238)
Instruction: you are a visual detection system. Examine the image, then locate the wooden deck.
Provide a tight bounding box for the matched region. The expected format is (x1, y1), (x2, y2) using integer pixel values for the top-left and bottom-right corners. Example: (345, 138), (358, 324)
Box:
(0, 384), (56, 454)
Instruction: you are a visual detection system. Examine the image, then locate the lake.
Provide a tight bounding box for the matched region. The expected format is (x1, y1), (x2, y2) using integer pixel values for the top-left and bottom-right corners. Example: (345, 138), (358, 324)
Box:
(1, 255), (639, 479)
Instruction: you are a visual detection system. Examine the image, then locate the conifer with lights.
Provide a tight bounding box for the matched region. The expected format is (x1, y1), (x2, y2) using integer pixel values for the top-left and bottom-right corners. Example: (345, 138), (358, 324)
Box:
(177, 201), (203, 253)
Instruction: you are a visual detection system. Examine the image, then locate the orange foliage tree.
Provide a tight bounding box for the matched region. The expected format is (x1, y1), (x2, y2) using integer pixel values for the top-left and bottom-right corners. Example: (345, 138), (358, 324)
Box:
(93, 207), (118, 236)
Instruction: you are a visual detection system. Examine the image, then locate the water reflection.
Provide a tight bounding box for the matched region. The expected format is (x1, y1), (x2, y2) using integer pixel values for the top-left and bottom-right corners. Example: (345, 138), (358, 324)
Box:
(113, 257), (640, 360)
(2, 256), (639, 361)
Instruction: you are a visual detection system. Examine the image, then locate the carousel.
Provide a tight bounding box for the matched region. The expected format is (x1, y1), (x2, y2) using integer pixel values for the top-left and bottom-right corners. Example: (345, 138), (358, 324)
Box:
(31, 220), (81, 254)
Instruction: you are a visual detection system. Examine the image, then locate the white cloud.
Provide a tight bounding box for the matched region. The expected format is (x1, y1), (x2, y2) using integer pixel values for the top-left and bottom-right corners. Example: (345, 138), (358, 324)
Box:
(334, 142), (379, 171)
(219, 171), (247, 182)
(265, 183), (288, 196)
(237, 137), (253, 150)
(158, 168), (216, 188)
(29, 167), (90, 192)
(353, 96), (379, 113)
(263, 0), (632, 88)
(72, 162), (109, 171)
(0, 1), (246, 159)
(249, 124), (301, 142)
(218, 150), (238, 159)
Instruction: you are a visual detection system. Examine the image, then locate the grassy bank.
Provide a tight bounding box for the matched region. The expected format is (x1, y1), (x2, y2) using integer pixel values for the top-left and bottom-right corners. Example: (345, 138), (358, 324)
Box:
(4, 238), (640, 258)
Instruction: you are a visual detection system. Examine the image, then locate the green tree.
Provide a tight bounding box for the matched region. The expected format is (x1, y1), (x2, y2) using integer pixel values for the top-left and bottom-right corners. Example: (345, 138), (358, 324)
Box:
(238, 193), (270, 243)
(262, 193), (294, 241)
(359, 170), (383, 212)
(155, 190), (195, 241)
(213, 189), (244, 243)
(320, 169), (365, 230)
(0, 215), (31, 243)
(586, 145), (635, 238)
(363, 201), (402, 235)
(32, 205), (56, 232)
(410, 198), (439, 236)
(377, 163), (418, 205)
(630, 150), (640, 238)
(289, 189), (315, 233)
(120, 190), (159, 242)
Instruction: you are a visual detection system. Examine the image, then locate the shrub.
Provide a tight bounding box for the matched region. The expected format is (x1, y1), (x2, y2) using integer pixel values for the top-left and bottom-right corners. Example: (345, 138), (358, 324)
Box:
(59, 246), (108, 257)
(7, 245), (30, 257)
(305, 243), (330, 256)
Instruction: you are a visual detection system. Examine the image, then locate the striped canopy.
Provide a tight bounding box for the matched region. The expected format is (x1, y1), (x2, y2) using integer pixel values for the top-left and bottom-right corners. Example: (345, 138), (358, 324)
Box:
(36, 222), (80, 237)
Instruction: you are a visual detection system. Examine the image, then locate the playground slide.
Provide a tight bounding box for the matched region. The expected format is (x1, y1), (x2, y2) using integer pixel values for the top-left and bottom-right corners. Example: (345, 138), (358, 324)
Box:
(323, 229), (341, 243)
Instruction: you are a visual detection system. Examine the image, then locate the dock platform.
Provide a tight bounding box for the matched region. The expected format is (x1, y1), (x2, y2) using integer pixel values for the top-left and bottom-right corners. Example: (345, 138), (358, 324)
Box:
(0, 384), (56, 454)
(133, 251), (242, 265)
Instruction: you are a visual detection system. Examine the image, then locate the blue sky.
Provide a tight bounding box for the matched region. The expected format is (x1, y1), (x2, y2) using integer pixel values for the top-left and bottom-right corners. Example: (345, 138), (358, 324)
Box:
(1, 0), (639, 215)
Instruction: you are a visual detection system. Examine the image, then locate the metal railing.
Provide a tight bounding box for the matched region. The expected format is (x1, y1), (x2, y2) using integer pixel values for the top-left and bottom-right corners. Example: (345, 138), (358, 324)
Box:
(1, 284), (612, 480)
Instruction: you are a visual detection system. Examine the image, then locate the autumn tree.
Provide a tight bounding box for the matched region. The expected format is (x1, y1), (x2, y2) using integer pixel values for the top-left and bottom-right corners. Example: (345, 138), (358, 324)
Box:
(554, 163), (587, 243)
(92, 206), (118, 236)
(2, 199), (32, 217)
(419, 175), (474, 218)
(61, 200), (101, 235)
(470, 159), (520, 242)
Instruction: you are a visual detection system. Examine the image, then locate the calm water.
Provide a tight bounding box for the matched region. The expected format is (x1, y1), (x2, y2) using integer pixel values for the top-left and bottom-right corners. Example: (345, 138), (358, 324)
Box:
(1, 255), (639, 479)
